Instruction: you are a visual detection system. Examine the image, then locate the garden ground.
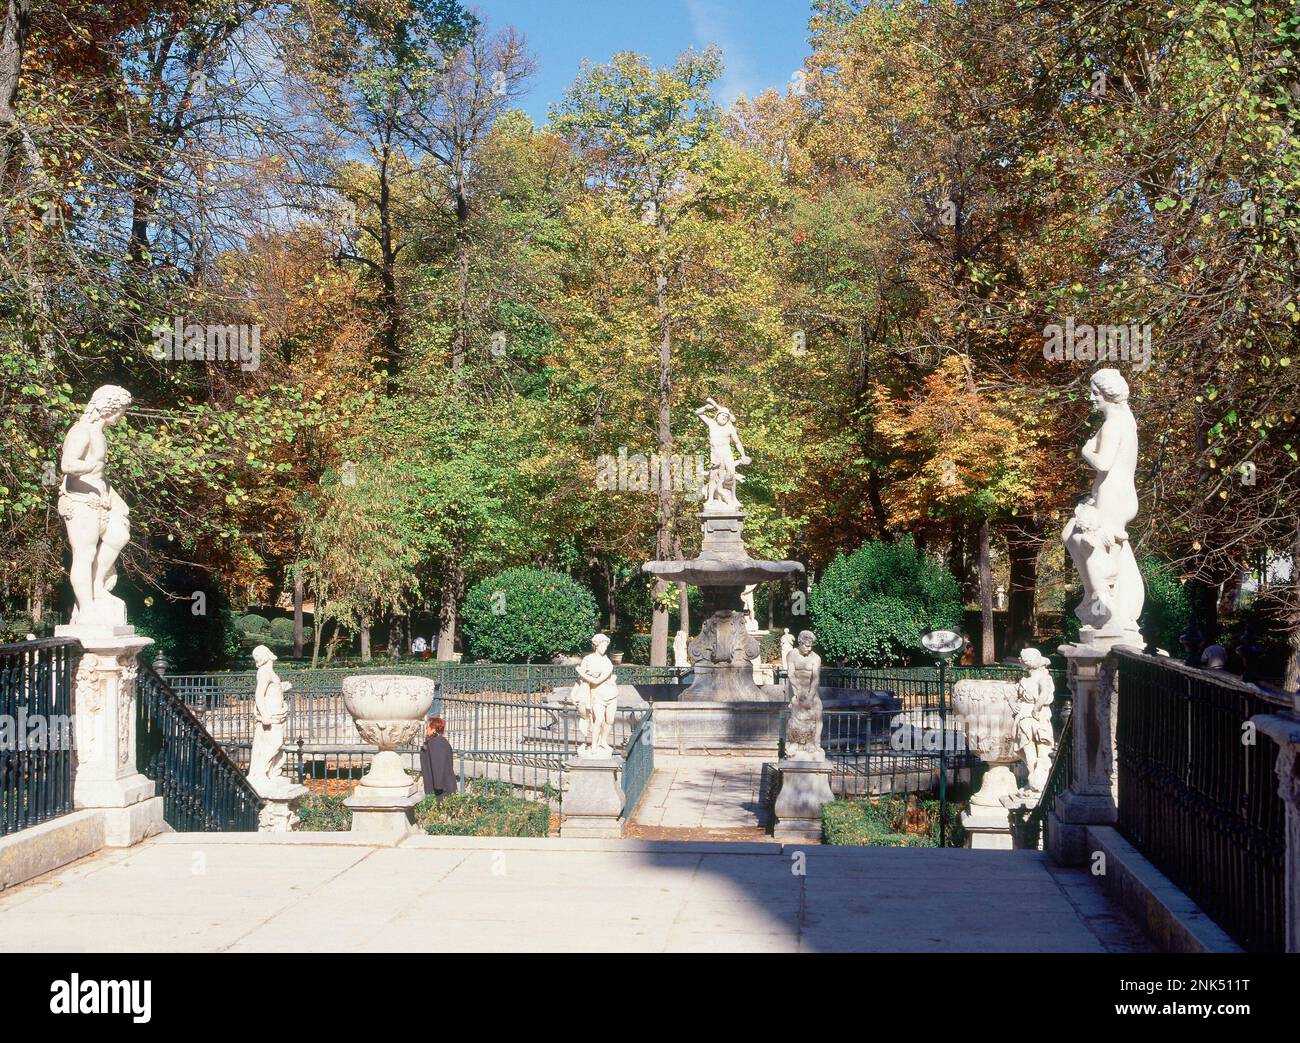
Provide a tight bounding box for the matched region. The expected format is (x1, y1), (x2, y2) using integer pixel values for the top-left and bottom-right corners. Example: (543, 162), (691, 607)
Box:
(0, 832), (1154, 953)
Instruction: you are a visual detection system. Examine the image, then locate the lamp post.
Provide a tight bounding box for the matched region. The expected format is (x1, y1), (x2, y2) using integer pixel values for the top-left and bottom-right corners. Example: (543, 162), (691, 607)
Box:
(922, 629), (964, 847)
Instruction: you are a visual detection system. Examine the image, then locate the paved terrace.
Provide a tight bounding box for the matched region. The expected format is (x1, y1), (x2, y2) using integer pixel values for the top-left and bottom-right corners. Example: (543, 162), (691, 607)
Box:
(0, 833), (1154, 953)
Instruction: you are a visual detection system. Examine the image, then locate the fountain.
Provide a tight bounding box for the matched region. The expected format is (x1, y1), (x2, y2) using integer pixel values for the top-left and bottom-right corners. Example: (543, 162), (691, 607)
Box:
(642, 399), (804, 703)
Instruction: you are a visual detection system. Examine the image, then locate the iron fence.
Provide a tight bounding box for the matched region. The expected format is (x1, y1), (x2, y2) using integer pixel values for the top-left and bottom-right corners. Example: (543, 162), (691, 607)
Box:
(620, 709), (655, 818)
(0, 638), (81, 837)
(136, 663), (262, 831)
(1114, 649), (1288, 953)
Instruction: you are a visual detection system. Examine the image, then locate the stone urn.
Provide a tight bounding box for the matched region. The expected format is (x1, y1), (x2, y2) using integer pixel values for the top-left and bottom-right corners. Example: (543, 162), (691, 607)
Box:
(342, 674), (436, 799)
(950, 678), (1021, 848)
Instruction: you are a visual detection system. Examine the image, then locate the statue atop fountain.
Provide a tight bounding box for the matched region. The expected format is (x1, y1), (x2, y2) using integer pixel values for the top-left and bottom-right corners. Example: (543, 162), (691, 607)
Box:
(643, 399), (804, 701)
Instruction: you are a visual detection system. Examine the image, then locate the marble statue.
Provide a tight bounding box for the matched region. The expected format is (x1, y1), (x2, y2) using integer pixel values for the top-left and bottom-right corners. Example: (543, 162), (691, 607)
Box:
(783, 630), (824, 760)
(672, 628), (689, 667)
(1011, 648), (1055, 797)
(249, 645), (292, 788)
(779, 628), (795, 671)
(695, 398), (750, 509)
(741, 584), (760, 632)
(574, 634), (619, 758)
(58, 385), (134, 626)
(1061, 369), (1144, 636)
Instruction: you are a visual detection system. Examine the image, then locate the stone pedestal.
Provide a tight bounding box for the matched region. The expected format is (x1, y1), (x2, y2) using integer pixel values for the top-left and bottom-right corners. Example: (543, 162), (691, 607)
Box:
(561, 757), (625, 838)
(1251, 712), (1300, 953)
(344, 750), (422, 842)
(773, 759), (833, 842)
(57, 625), (166, 847)
(961, 760), (1019, 849)
(252, 779), (309, 833)
(1048, 630), (1140, 865)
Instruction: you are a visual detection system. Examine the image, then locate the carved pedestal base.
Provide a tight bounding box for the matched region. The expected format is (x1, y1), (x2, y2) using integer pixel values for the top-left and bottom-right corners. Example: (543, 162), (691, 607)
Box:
(252, 779), (308, 833)
(561, 757), (625, 838)
(58, 626), (166, 847)
(773, 759), (833, 842)
(344, 791), (421, 842)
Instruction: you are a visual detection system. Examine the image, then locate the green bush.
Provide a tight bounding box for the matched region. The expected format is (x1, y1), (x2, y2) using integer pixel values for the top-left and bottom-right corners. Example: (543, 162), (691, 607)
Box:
(267, 616), (304, 644)
(416, 779), (550, 837)
(620, 632), (652, 664)
(822, 797), (967, 847)
(296, 794), (352, 831)
(462, 567), (599, 663)
(808, 537), (963, 665)
(236, 613), (270, 635)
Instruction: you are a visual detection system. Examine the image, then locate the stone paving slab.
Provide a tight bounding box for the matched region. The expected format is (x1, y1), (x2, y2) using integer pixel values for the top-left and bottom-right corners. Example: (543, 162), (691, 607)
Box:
(633, 755), (774, 834)
(0, 834), (1154, 953)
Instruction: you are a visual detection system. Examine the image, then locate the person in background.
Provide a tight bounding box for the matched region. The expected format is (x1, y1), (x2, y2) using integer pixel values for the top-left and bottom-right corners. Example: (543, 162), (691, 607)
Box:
(420, 716), (457, 801)
(959, 633), (976, 667)
(411, 635), (427, 656)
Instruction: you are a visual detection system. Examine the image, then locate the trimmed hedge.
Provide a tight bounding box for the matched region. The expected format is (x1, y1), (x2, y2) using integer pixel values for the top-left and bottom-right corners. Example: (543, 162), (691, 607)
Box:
(822, 797), (967, 847)
(462, 567), (599, 663)
(236, 613), (270, 635)
(808, 537), (963, 665)
(416, 779), (550, 837)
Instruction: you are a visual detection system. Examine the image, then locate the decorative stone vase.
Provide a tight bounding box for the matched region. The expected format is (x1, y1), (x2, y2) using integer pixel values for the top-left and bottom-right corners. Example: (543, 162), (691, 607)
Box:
(342, 674), (436, 799)
(951, 678), (1021, 849)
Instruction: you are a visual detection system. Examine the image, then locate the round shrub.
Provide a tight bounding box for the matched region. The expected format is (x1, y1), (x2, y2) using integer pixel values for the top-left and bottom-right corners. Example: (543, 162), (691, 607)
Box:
(462, 567), (600, 663)
(268, 617), (297, 643)
(808, 536), (963, 666)
(236, 613), (270, 635)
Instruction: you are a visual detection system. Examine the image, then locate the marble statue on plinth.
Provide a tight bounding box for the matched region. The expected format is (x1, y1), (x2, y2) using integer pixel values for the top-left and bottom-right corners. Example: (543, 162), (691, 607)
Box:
(1061, 368), (1144, 637)
(58, 385), (134, 627)
(695, 398), (750, 509)
(784, 630), (824, 760)
(1011, 648), (1055, 797)
(574, 634), (619, 758)
(780, 628), (795, 671)
(249, 645), (292, 788)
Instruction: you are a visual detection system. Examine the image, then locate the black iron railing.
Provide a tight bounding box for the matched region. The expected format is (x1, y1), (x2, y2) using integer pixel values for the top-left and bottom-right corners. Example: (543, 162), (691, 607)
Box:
(136, 662), (262, 832)
(0, 638), (81, 836)
(1115, 650), (1288, 953)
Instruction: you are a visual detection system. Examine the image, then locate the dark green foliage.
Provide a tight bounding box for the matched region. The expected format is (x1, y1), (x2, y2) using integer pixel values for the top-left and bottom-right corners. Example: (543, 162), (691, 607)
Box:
(296, 794), (353, 831)
(125, 569), (243, 671)
(822, 797), (967, 847)
(268, 616), (297, 644)
(416, 779), (550, 836)
(1139, 558), (1192, 653)
(808, 537), (963, 665)
(461, 567), (599, 662)
(236, 613), (270, 635)
(621, 632), (652, 664)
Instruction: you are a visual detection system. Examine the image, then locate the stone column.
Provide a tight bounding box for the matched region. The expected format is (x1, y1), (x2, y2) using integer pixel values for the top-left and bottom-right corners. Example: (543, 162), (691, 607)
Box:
(1251, 712), (1300, 954)
(1047, 633), (1137, 864)
(58, 626), (166, 847)
(773, 760), (833, 842)
(561, 757), (625, 838)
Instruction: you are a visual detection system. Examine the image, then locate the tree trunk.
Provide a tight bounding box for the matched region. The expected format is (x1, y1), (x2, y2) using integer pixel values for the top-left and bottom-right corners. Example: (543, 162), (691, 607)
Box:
(1286, 517), (1300, 693)
(310, 603), (325, 669)
(978, 519), (996, 664)
(292, 565), (304, 658)
(649, 267), (674, 667)
(437, 563), (463, 661)
(0, 1), (30, 191)
(1004, 517), (1042, 650)
(360, 620), (371, 663)
(453, 183), (470, 369)
(388, 614), (405, 659)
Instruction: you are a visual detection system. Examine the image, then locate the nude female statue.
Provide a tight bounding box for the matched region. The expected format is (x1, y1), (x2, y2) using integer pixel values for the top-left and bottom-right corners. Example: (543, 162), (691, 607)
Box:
(574, 634), (619, 758)
(1061, 369), (1144, 633)
(58, 385), (133, 625)
(695, 398), (750, 509)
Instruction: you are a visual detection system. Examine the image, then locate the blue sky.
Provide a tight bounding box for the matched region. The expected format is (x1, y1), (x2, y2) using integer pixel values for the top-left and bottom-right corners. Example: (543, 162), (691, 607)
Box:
(473, 0), (815, 123)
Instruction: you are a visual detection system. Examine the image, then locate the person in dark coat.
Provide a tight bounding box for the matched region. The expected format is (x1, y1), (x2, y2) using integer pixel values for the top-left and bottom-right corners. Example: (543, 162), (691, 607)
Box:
(420, 717), (457, 801)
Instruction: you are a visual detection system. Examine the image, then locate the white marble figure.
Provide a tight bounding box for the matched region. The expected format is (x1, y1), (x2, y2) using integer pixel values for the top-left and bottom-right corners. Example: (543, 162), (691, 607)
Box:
(574, 634), (619, 758)
(58, 385), (134, 626)
(695, 398), (750, 509)
(780, 628), (795, 671)
(1010, 648), (1055, 797)
(741, 584), (760, 632)
(1061, 369), (1144, 635)
(672, 628), (689, 668)
(249, 645), (292, 789)
(784, 630), (824, 760)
